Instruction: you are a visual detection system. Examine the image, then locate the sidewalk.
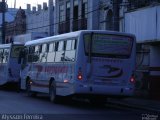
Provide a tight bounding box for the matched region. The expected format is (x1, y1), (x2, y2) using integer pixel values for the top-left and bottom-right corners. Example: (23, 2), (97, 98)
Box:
(108, 97), (160, 113)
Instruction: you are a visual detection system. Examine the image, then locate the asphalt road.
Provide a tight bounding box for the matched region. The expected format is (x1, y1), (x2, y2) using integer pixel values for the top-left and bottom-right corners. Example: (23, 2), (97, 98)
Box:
(0, 90), (152, 120)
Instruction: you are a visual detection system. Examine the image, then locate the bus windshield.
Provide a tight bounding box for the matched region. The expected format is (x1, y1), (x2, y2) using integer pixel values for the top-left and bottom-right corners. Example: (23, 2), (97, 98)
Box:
(11, 45), (24, 58)
(84, 34), (133, 58)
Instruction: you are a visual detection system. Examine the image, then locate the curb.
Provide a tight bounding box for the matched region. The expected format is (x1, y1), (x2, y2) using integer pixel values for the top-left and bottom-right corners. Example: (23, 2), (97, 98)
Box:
(107, 99), (160, 113)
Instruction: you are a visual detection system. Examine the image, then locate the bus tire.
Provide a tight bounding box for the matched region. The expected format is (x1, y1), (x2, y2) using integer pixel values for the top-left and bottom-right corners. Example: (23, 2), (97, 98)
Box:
(49, 81), (59, 103)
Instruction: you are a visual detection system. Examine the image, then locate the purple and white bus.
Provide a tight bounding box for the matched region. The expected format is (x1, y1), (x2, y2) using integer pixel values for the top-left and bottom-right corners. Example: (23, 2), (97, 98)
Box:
(19, 30), (136, 103)
(0, 42), (24, 86)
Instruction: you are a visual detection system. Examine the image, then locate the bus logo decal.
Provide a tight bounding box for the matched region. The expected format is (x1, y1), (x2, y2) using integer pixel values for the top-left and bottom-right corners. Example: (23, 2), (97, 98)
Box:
(102, 65), (120, 73)
(98, 65), (123, 78)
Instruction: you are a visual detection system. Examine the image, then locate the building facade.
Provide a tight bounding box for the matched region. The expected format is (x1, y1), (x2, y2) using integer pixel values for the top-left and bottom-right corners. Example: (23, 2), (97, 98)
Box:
(99, 0), (122, 31)
(54, 0), (160, 100)
(0, 11), (14, 43)
(7, 8), (19, 18)
(5, 7), (26, 43)
(120, 0), (160, 100)
(54, 0), (121, 35)
(26, 0), (54, 36)
(54, 0), (89, 35)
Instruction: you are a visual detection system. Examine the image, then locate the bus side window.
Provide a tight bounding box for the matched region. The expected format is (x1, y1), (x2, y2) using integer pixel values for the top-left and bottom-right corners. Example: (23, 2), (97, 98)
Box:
(46, 44), (49, 52)
(58, 41), (64, 51)
(42, 44), (46, 53)
(64, 39), (76, 62)
(46, 43), (55, 62)
(0, 49), (4, 63)
(33, 45), (40, 62)
(39, 44), (47, 62)
(55, 41), (65, 62)
(30, 46), (35, 53)
(28, 46), (32, 62)
(28, 46), (36, 63)
(39, 45), (42, 53)
(18, 47), (27, 64)
(55, 42), (59, 51)
(49, 43), (55, 52)
(66, 40), (72, 50)
(3, 49), (9, 63)
(64, 41), (67, 51)
(72, 39), (77, 50)
(35, 45), (39, 53)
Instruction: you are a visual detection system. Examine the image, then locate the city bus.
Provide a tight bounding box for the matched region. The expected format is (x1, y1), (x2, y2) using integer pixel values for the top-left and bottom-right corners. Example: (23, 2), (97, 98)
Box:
(19, 30), (136, 103)
(0, 42), (24, 86)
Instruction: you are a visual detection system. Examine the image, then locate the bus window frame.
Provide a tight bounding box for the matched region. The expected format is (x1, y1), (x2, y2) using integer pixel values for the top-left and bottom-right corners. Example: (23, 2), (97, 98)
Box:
(83, 33), (134, 59)
(10, 45), (24, 58)
(3, 48), (10, 63)
(0, 49), (4, 63)
(64, 39), (77, 62)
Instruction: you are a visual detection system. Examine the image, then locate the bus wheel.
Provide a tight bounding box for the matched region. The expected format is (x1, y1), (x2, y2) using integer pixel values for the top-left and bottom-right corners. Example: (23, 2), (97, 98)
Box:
(49, 81), (58, 103)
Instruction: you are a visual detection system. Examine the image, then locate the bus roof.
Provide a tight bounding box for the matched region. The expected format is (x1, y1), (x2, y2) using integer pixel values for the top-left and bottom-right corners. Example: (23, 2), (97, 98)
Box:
(0, 44), (11, 49)
(0, 42), (24, 49)
(25, 30), (135, 46)
(25, 31), (82, 46)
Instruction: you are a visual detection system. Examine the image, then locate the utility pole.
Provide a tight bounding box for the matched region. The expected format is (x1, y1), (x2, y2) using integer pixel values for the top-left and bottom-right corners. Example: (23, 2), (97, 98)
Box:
(2, 0), (5, 43)
(0, 0), (6, 44)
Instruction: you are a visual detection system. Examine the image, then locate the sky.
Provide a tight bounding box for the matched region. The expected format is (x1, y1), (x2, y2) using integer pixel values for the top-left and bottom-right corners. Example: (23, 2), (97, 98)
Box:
(6, 0), (48, 9)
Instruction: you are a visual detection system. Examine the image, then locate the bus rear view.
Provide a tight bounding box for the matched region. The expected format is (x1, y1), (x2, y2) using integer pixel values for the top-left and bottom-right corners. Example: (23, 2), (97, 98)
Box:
(75, 31), (136, 99)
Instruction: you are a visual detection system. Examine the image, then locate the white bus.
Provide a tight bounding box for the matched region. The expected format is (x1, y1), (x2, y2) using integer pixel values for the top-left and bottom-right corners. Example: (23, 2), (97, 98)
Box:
(19, 30), (136, 103)
(0, 42), (24, 86)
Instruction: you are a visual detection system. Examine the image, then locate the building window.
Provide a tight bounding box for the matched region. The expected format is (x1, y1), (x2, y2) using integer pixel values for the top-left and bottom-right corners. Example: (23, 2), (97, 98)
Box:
(66, 1), (70, 21)
(73, 0), (78, 20)
(73, 0), (79, 31)
(81, 0), (88, 29)
(59, 4), (65, 34)
(59, 4), (65, 22)
(106, 10), (113, 30)
(82, 0), (87, 19)
(66, 1), (70, 32)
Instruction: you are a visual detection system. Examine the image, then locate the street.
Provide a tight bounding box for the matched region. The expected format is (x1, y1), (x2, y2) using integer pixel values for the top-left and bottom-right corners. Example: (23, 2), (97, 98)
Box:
(0, 90), (151, 120)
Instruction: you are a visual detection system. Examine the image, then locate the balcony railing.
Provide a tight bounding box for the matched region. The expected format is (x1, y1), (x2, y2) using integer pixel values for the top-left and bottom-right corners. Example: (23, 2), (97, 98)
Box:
(58, 18), (87, 34)
(58, 21), (70, 34)
(72, 18), (87, 31)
